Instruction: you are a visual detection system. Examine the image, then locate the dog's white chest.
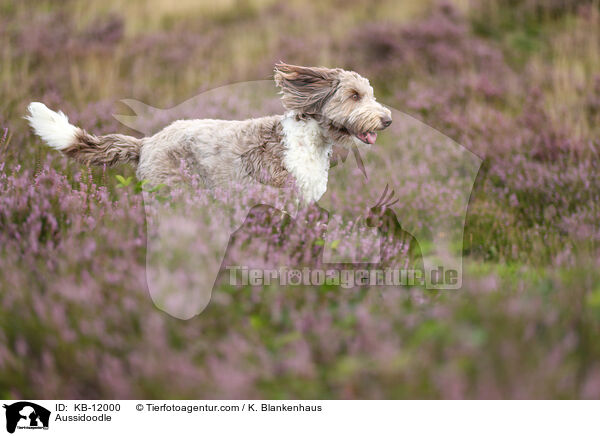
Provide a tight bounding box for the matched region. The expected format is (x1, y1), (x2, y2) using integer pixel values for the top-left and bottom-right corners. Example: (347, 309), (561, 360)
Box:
(281, 115), (331, 203)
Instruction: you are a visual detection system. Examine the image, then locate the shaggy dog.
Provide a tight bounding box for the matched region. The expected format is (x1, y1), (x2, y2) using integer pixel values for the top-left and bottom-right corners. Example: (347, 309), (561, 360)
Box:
(26, 63), (392, 203)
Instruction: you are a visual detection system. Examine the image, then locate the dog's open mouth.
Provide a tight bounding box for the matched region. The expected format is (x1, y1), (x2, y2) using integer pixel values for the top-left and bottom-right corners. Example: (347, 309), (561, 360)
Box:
(355, 131), (377, 145)
(327, 120), (380, 145)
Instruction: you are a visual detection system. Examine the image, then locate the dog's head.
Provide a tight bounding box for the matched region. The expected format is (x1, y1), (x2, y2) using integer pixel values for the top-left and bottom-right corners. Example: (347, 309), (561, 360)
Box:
(274, 62), (392, 148)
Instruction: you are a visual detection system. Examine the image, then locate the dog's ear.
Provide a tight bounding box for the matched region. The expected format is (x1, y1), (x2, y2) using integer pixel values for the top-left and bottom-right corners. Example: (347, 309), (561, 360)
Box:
(274, 62), (341, 114)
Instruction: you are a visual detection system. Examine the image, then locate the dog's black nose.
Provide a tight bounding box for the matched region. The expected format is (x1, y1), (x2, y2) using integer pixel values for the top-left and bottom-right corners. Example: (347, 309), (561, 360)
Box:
(381, 116), (392, 128)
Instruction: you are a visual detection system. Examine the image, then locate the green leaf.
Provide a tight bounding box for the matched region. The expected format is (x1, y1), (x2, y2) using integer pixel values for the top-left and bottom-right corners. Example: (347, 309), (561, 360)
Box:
(146, 183), (167, 193)
(115, 175), (132, 187)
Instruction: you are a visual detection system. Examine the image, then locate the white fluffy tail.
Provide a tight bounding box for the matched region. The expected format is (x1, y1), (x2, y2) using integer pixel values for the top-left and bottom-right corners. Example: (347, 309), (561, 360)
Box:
(25, 102), (78, 150)
(25, 102), (142, 167)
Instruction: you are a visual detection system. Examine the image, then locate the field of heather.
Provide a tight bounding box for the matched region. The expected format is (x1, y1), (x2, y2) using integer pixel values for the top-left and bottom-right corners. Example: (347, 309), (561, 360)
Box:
(1, 0), (600, 399)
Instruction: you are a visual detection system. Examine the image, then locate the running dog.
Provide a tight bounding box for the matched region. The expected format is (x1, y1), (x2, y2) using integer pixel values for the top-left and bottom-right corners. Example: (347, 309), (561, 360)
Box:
(26, 63), (392, 203)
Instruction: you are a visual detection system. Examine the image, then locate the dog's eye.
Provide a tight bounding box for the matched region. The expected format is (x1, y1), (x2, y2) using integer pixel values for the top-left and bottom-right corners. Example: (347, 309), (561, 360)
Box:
(351, 93), (360, 101)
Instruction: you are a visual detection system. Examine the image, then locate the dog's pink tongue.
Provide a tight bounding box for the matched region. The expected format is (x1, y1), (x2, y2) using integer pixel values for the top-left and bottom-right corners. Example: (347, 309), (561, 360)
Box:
(366, 132), (377, 144)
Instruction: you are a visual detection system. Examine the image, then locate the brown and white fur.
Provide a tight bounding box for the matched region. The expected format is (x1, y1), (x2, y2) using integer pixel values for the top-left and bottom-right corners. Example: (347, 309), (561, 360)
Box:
(26, 63), (392, 204)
